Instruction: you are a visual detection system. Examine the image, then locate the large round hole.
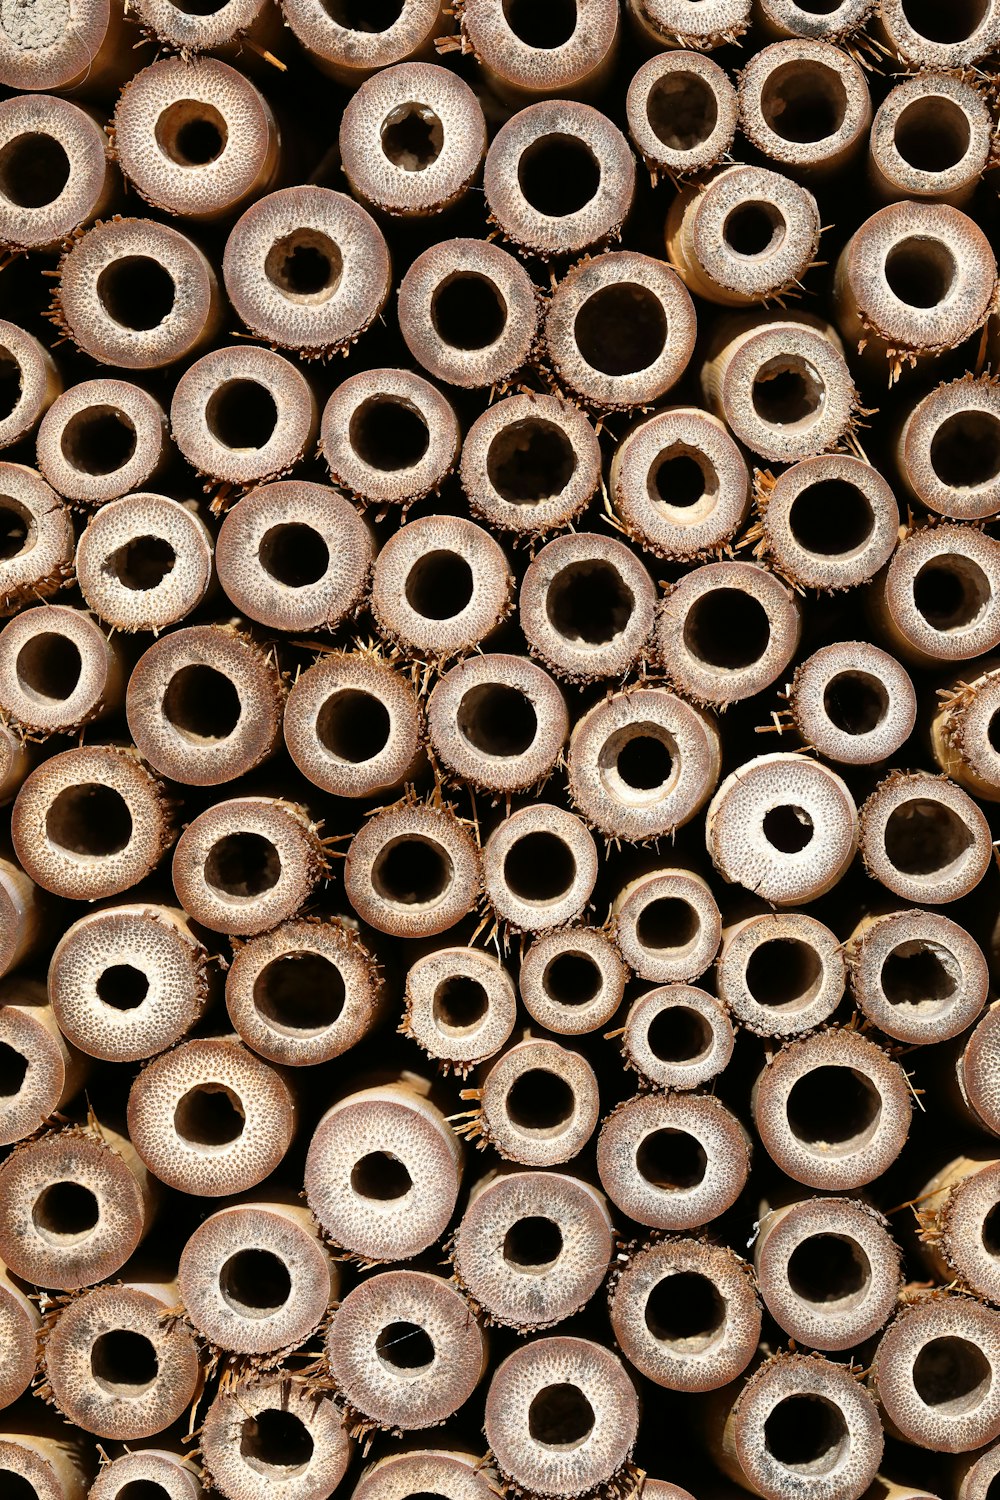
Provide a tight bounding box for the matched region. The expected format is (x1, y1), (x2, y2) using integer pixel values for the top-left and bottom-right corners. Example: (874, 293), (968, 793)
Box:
(96, 963), (149, 1012)
(517, 134), (600, 217)
(118, 1482), (173, 1500)
(788, 480), (874, 556)
(899, 0), (988, 44)
(651, 448), (713, 511)
(785, 1066), (881, 1147)
(885, 237), (957, 308)
(528, 1384), (595, 1447)
(258, 523), (328, 588)
(787, 1234), (870, 1305)
(762, 804), (814, 854)
(504, 830), (576, 903)
(894, 95), (971, 174)
(982, 1203), (1000, 1257)
(636, 1128), (707, 1190)
(487, 418), (577, 505)
(503, 1215), (563, 1268)
(543, 951), (601, 1006)
(174, 1084), (245, 1146)
(822, 672), (889, 736)
(646, 71), (718, 151)
(154, 100), (228, 166)
(381, 103), (443, 171)
(376, 1320), (435, 1369)
(220, 1248), (292, 1316)
(763, 1394), (848, 1475)
(206, 380), (277, 452)
(60, 405), (137, 476)
(264, 229), (342, 305)
(724, 201), (786, 257)
(96, 257), (175, 333)
(0, 1040), (27, 1096)
(404, 550), (473, 619)
(323, 0), (404, 27)
(163, 664), (242, 743)
(644, 1271), (725, 1348)
(432, 974), (488, 1033)
(912, 556), (990, 631)
(15, 631), (81, 701)
(0, 132), (70, 207)
(574, 284), (667, 376)
(760, 60), (848, 143)
(883, 798), (974, 876)
(546, 560), (634, 645)
(372, 836), (452, 907)
(636, 898), (698, 951)
(204, 832), (282, 897)
(880, 940), (958, 1009)
(752, 356), (824, 426)
(930, 410), (1000, 489)
(614, 733), (673, 792)
(505, 1068), (574, 1132)
(0, 360), (20, 425)
(350, 396), (430, 472)
(0, 498), (30, 559)
(350, 1151), (411, 1199)
(431, 273), (507, 351)
(45, 784), (133, 857)
(253, 952), (345, 1034)
(240, 1409), (314, 1476)
(31, 1181), (99, 1240)
(912, 1337), (992, 1413)
(647, 1006), (712, 1064)
(90, 1330), (158, 1394)
(745, 938), (823, 1010)
(683, 587), (770, 669)
(316, 690), (391, 763)
(457, 682), (537, 757)
(502, 0), (576, 46)
(105, 534), (176, 592)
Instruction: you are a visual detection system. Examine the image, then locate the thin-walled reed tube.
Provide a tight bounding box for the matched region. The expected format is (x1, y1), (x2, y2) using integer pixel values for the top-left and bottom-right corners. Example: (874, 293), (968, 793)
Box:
(326, 1270), (485, 1430)
(484, 101), (635, 259)
(858, 771), (992, 905)
(48, 903), (206, 1064)
(224, 186), (391, 357)
(751, 1027), (912, 1189)
(280, 0), (444, 83)
(847, 908), (989, 1045)
(0, 603), (123, 737)
(627, 52), (737, 180)
(756, 454), (899, 592)
(0, 95), (112, 252)
(519, 926), (627, 1036)
(13, 746), (172, 902)
(76, 493), (213, 633)
(36, 379), (168, 506)
(613, 868), (722, 984)
(870, 73), (991, 206)
(285, 650), (422, 801)
(483, 804), (598, 934)
(520, 532), (657, 683)
(460, 393), (601, 537)
(305, 1083), (462, 1262)
(89, 1449), (201, 1500)
(873, 1296), (1000, 1452)
(661, 559), (800, 708)
(427, 652), (569, 795)
(474, 1037), (600, 1166)
(345, 799), (481, 939)
(0, 463), (74, 616)
(127, 624), (284, 787)
(458, 0), (619, 100)
(226, 916), (381, 1068)
(321, 368), (459, 510)
(716, 911), (844, 1038)
(453, 1168), (613, 1330)
(626, 0), (751, 48)
(870, 523), (1000, 667)
(0, 1428), (91, 1500)
(216, 480), (374, 631)
(754, 1196), (901, 1351)
(201, 1374), (351, 1500)
(113, 57), (279, 220)
(789, 641), (917, 766)
(0, 322), (61, 451)
(739, 39), (871, 174)
(0, 980), (85, 1145)
(609, 1237), (760, 1391)
(127, 1035), (294, 1197)
(898, 376), (1000, 521)
(622, 984), (733, 1091)
(403, 946), (516, 1073)
(878, 0), (1000, 67)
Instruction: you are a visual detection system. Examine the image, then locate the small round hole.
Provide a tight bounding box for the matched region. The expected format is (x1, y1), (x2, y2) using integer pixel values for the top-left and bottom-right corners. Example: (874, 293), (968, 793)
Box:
(822, 672), (889, 735)
(32, 1181), (99, 1240)
(505, 1068), (574, 1132)
(154, 100), (228, 166)
(542, 951), (601, 1007)
(60, 406), (136, 476)
(912, 557), (990, 631)
(105, 534), (176, 592)
(724, 201), (785, 257)
(90, 1330), (158, 1395)
(899, 0), (989, 44)
(95, 964), (148, 1012)
(788, 480), (874, 556)
(0, 132), (70, 207)
(205, 380), (277, 452)
(45, 784), (132, 857)
(264, 229), (342, 305)
(787, 1234), (870, 1305)
(503, 1215), (563, 1268)
(912, 1337), (992, 1414)
(15, 631), (81, 702)
(880, 940), (958, 1008)
(432, 974), (489, 1032)
(745, 938), (823, 1010)
(546, 560), (634, 645)
(930, 409), (1000, 488)
(644, 1271), (725, 1348)
(883, 798), (974, 875)
(894, 95), (971, 173)
(762, 804), (814, 854)
(316, 690), (390, 763)
(350, 397), (430, 472)
(752, 357), (824, 427)
(96, 257), (175, 333)
(258, 523), (329, 588)
(163, 664), (242, 742)
(220, 1248), (292, 1316)
(487, 418), (577, 505)
(764, 1395), (848, 1475)
(760, 60), (848, 143)
(502, 0), (576, 46)
(404, 549), (473, 620)
(636, 898), (698, 951)
(885, 237), (957, 308)
(371, 836), (452, 906)
(785, 1066), (881, 1146)
(380, 103), (443, 171)
(528, 1384), (595, 1447)
(240, 1409), (314, 1477)
(518, 134), (600, 218)
(0, 1040), (27, 1096)
(431, 273), (506, 351)
(646, 71), (718, 152)
(646, 1006), (712, 1063)
(350, 1151), (411, 1200)
(457, 682), (537, 757)
(683, 588), (770, 669)
(376, 1320), (435, 1369)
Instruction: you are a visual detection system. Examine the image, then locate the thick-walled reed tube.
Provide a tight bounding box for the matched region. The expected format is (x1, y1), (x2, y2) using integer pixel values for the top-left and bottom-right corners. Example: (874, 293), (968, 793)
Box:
(371, 514), (513, 660)
(847, 909), (989, 1045)
(113, 58), (279, 220)
(453, 1169), (613, 1330)
(0, 1123), (150, 1289)
(216, 480), (373, 631)
(610, 407), (750, 563)
(959, 1005), (1000, 1137)
(757, 0), (876, 39)
(621, 984), (733, 1091)
(917, 1157), (1000, 1307)
(428, 652), (568, 795)
(0, 463), (74, 616)
(870, 73), (991, 206)
(0, 95), (112, 252)
(321, 367), (459, 510)
(751, 1027), (912, 1189)
(485, 1337), (639, 1499)
(201, 1375), (351, 1500)
(898, 376), (1000, 521)
(43, 1280), (201, 1440)
(0, 322), (60, 452)
(353, 1450), (498, 1500)
(0, 1263), (42, 1410)
(755, 454), (899, 592)
(398, 238), (540, 390)
(873, 1296), (1000, 1452)
(326, 1270), (485, 1429)
(626, 0), (751, 48)
(546, 251), (697, 411)
(128, 0), (276, 55)
(224, 186), (391, 357)
(458, 0), (618, 100)
(345, 798), (482, 939)
(178, 1199), (338, 1355)
(55, 218), (222, 370)
(484, 101), (634, 258)
(171, 796), (326, 935)
(459, 393), (601, 537)
(304, 1082), (462, 1262)
(12, 746), (172, 902)
(739, 40), (871, 175)
(609, 1237), (760, 1392)
(341, 62), (486, 217)
(858, 771), (992, 904)
(403, 946), (517, 1072)
(284, 649), (423, 800)
(473, 1037), (600, 1166)
(597, 1091), (750, 1229)
(870, 523), (1000, 667)
(878, 0), (1000, 67)
(36, 378), (168, 506)
(483, 804), (598, 934)
(627, 52), (737, 180)
(89, 1449), (201, 1500)
(932, 662), (1000, 799)
(226, 916), (381, 1067)
(76, 493), (213, 633)
(127, 1035), (294, 1196)
(0, 0), (129, 93)
(518, 927), (627, 1036)
(613, 868), (722, 984)
(789, 641), (917, 765)
(0, 604), (123, 737)
(48, 903), (207, 1063)
(0, 981), (85, 1145)
(754, 1196), (901, 1351)
(715, 911), (844, 1038)
(280, 0), (443, 83)
(126, 624), (284, 787)
(520, 532), (656, 683)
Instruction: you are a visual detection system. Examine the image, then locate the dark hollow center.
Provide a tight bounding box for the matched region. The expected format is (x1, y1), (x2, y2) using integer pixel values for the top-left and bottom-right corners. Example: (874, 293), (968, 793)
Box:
(636, 897), (698, 951)
(746, 938), (823, 1009)
(106, 534), (176, 592)
(258, 523), (329, 588)
(174, 1083), (246, 1146)
(683, 587), (771, 669)
(16, 630), (81, 701)
(351, 1150), (411, 1200)
(504, 830), (576, 902)
(317, 689), (391, 762)
(785, 1066), (880, 1146)
(432, 974), (489, 1031)
(883, 798), (974, 876)
(647, 1006), (712, 1064)
(457, 682), (537, 756)
(371, 835), (452, 905)
(31, 1180), (99, 1238)
(204, 831), (282, 897)
(376, 1319), (435, 1369)
(503, 1215), (564, 1267)
(788, 480), (874, 556)
(96, 256), (175, 333)
(253, 951), (345, 1033)
(528, 1383), (595, 1447)
(0, 131), (70, 207)
(60, 406), (137, 476)
(350, 396), (430, 472)
(517, 134), (600, 217)
(96, 963), (149, 1012)
(45, 783), (133, 857)
(90, 1330), (159, 1392)
(543, 951), (601, 1006)
(431, 273), (507, 351)
(546, 560), (634, 645)
(487, 418), (577, 504)
(646, 71), (718, 152)
(787, 1233), (870, 1304)
(636, 1128), (707, 1190)
(404, 549), (473, 619)
(574, 283), (667, 376)
(930, 409), (1000, 488)
(644, 1271), (725, 1344)
(163, 664), (242, 742)
(205, 380), (278, 451)
(823, 671), (889, 735)
(220, 1247), (292, 1314)
(505, 1068), (574, 1131)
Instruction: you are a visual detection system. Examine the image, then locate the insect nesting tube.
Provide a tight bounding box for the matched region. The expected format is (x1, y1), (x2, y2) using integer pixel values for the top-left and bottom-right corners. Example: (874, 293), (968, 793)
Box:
(0, 95), (112, 254)
(715, 911), (845, 1038)
(457, 0), (619, 101)
(898, 375), (1000, 521)
(0, 980), (84, 1146)
(0, 605), (123, 739)
(917, 1158), (1000, 1308)
(620, 984), (734, 1091)
(320, 368), (459, 510)
(754, 454), (900, 593)
(789, 642), (917, 766)
(75, 493), (214, 635)
(872, 1296), (1000, 1453)
(626, 52), (738, 181)
(0, 321), (60, 452)
(738, 39), (872, 175)
(200, 1374), (351, 1500)
(869, 72), (992, 207)
(858, 771), (992, 905)
(518, 927), (627, 1036)
(0, 463), (73, 617)
(483, 804), (598, 935)
(519, 533), (657, 683)
(345, 798), (482, 939)
(403, 946), (517, 1072)
(88, 1450), (202, 1500)
(612, 868), (722, 985)
(459, 393), (601, 537)
(352, 1451), (498, 1500)
(846, 909), (989, 1045)
(625, 0), (751, 49)
(871, 523), (1000, 667)
(36, 380), (168, 507)
(472, 1037), (600, 1166)
(427, 653), (569, 796)
(877, 0), (1000, 67)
